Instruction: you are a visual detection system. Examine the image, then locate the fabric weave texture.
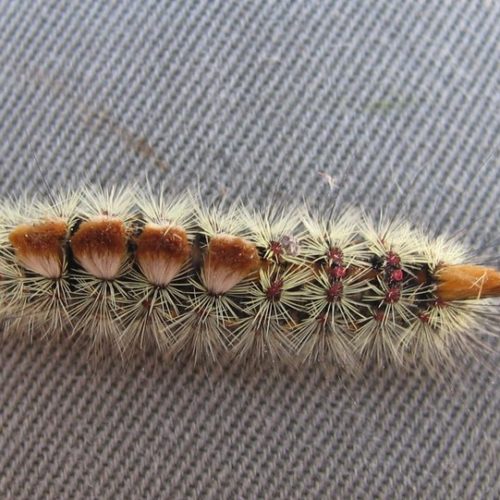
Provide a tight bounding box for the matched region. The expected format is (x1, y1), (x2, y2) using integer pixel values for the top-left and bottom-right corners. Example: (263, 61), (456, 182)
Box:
(0, 1), (498, 498)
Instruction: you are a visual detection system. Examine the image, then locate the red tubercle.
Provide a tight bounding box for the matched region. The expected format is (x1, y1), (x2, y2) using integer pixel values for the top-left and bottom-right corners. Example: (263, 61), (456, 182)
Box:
(385, 287), (401, 304)
(418, 311), (430, 323)
(329, 265), (347, 280)
(386, 251), (401, 267)
(326, 282), (343, 302)
(391, 268), (404, 282)
(269, 240), (282, 257)
(373, 308), (385, 322)
(266, 278), (284, 301)
(327, 246), (343, 264)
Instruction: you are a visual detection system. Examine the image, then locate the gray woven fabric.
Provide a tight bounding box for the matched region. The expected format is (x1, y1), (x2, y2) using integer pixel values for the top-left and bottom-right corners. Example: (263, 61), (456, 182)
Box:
(0, 0), (499, 498)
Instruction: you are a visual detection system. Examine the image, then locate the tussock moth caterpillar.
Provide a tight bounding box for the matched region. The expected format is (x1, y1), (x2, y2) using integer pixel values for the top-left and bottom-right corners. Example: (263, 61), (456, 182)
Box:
(0, 185), (498, 373)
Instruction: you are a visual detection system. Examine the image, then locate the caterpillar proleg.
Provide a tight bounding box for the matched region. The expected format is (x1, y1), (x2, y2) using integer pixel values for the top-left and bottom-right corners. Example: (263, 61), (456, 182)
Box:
(1, 186), (498, 372)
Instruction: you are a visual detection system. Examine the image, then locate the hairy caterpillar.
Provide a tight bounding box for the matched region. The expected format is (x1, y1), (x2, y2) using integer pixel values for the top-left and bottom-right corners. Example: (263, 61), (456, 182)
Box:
(0, 185), (498, 373)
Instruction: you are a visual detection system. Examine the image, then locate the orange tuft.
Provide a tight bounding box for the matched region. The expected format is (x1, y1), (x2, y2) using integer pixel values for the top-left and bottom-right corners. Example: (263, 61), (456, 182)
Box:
(204, 234), (260, 294)
(135, 224), (191, 286)
(436, 264), (500, 301)
(70, 217), (128, 279)
(9, 219), (68, 278)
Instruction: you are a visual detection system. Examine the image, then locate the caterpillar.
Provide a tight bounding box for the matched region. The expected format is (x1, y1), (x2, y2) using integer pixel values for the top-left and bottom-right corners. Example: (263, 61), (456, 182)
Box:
(0, 185), (498, 373)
